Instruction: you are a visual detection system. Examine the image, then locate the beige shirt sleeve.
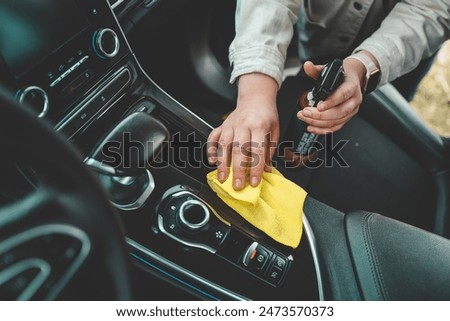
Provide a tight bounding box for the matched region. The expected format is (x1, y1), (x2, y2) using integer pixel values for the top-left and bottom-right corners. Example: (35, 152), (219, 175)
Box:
(355, 0), (450, 87)
(229, 0), (301, 88)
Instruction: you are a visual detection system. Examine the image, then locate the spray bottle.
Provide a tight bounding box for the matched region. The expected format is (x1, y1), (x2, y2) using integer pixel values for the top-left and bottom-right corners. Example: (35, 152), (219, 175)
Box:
(282, 58), (345, 167)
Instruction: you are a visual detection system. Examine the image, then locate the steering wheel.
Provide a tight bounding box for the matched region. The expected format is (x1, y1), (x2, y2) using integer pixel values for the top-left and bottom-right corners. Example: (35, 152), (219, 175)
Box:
(0, 87), (131, 300)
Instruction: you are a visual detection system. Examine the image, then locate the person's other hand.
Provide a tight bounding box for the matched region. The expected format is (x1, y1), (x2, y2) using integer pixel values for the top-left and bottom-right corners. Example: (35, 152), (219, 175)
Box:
(207, 73), (279, 190)
(297, 57), (368, 135)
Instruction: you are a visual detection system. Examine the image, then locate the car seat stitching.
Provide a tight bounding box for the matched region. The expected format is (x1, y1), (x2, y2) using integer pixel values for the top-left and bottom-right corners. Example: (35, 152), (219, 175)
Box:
(363, 213), (390, 300)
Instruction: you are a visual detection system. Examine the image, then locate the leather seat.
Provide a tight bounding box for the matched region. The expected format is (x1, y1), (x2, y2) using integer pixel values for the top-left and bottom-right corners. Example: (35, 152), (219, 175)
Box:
(345, 211), (450, 300)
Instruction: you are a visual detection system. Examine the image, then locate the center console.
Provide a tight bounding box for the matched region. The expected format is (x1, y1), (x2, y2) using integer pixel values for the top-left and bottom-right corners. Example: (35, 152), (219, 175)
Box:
(0, 0), (321, 300)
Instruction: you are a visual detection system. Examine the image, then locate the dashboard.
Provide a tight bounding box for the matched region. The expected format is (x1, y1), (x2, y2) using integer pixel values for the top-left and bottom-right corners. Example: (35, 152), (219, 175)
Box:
(0, 0), (133, 140)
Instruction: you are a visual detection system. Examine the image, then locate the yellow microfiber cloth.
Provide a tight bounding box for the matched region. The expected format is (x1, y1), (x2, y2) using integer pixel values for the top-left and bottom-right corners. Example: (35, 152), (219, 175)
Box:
(206, 167), (306, 248)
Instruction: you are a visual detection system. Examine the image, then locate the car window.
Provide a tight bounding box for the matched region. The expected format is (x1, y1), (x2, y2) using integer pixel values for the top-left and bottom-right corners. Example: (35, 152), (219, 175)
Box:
(411, 40), (450, 137)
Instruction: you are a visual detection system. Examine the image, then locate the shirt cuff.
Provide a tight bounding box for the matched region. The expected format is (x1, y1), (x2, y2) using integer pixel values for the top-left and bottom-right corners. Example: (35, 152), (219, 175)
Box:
(229, 45), (286, 89)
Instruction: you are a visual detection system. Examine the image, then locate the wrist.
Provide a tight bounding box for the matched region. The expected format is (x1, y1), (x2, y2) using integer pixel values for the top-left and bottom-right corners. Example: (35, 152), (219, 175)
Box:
(238, 73), (278, 98)
(343, 58), (367, 91)
(346, 50), (381, 94)
(237, 73), (278, 104)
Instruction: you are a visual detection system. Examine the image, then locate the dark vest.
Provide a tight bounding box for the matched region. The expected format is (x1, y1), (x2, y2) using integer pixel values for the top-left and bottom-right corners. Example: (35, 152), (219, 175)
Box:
(297, 0), (399, 64)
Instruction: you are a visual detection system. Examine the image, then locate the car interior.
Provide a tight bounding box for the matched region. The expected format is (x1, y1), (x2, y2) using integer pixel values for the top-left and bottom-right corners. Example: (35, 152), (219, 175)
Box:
(0, 0), (450, 300)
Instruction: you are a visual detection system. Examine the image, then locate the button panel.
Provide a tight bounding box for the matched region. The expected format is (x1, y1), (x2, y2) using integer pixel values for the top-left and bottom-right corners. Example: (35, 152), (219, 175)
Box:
(50, 55), (90, 88)
(242, 242), (291, 286)
(156, 186), (292, 288)
(157, 188), (231, 253)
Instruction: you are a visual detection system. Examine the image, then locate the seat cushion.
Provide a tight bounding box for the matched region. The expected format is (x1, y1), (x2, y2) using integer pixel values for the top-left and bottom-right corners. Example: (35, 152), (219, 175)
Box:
(345, 211), (450, 300)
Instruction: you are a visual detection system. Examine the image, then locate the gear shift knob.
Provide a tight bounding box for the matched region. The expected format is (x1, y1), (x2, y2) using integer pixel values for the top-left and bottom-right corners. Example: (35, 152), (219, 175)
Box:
(86, 112), (169, 210)
(90, 112), (169, 176)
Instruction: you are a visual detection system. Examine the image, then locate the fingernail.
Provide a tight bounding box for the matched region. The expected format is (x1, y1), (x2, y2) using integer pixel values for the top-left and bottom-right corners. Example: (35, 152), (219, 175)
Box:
(265, 164), (272, 172)
(218, 172), (226, 182)
(234, 178), (243, 189)
(251, 176), (259, 187)
(318, 102), (326, 111)
(303, 109), (312, 117)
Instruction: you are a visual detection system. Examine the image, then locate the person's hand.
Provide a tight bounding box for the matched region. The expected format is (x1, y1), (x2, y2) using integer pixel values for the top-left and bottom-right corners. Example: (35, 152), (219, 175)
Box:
(297, 57), (368, 134)
(207, 73), (279, 190)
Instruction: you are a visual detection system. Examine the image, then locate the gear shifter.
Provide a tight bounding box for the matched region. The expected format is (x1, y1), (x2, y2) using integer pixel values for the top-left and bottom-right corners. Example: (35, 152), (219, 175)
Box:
(85, 112), (169, 210)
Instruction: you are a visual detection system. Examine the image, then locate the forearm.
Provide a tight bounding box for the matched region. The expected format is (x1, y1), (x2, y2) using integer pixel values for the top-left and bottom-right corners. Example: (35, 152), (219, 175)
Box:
(354, 0), (450, 87)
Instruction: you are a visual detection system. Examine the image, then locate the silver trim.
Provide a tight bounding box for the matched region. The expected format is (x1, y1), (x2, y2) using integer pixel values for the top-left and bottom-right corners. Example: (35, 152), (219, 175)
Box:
(95, 28), (120, 59)
(302, 213), (325, 301)
(112, 169), (155, 211)
(158, 215), (216, 254)
(126, 238), (247, 300)
(140, 68), (214, 135)
(0, 224), (91, 300)
(112, 175), (137, 186)
(18, 86), (49, 118)
(0, 258), (51, 300)
(144, 0), (161, 8)
(110, 0), (125, 10)
(169, 190), (230, 226)
(179, 199), (210, 230)
(84, 157), (117, 176)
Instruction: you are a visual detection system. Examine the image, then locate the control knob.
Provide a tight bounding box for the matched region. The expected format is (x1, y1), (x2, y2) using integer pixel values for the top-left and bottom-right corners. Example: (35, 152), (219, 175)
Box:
(178, 199), (210, 231)
(92, 28), (120, 59)
(17, 86), (49, 118)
